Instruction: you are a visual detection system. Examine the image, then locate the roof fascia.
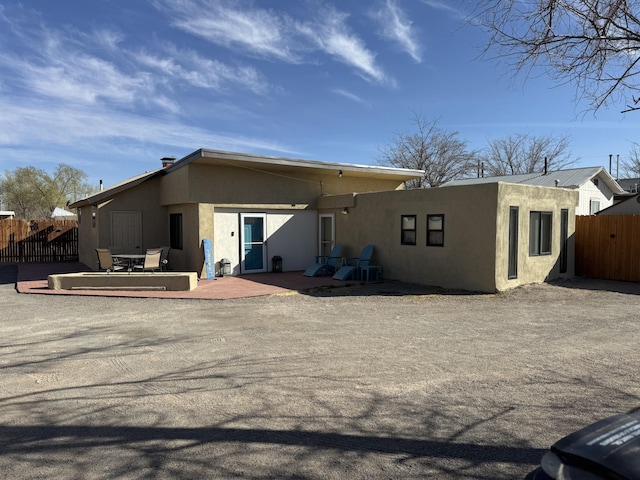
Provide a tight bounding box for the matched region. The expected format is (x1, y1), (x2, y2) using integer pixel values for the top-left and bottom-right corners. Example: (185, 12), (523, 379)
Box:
(591, 167), (625, 194)
(174, 148), (424, 179)
(69, 169), (163, 208)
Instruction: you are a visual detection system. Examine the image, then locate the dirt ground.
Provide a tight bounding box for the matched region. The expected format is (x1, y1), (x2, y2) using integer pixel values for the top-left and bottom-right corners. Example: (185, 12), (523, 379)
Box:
(1, 264), (639, 479)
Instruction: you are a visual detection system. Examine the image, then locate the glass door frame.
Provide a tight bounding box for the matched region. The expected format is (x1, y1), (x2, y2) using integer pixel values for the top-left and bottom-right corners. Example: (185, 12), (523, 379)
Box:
(240, 213), (267, 273)
(318, 214), (335, 257)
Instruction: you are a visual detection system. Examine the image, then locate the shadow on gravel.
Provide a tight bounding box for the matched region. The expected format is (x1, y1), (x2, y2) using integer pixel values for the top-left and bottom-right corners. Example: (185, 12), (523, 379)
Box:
(0, 264), (17, 286)
(548, 277), (640, 296)
(300, 282), (485, 298)
(0, 424), (545, 476)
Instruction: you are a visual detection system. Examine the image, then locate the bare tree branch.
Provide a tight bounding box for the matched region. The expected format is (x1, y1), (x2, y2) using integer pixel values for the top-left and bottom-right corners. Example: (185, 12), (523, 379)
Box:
(482, 133), (576, 176)
(377, 113), (477, 188)
(476, 0), (640, 113)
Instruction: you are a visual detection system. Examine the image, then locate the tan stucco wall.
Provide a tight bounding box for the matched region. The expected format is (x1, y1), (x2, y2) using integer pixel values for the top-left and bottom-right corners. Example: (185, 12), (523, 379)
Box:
(320, 183), (578, 293)
(78, 178), (168, 270)
(159, 164), (404, 207)
(321, 184), (500, 292)
(164, 203), (202, 276)
(494, 183), (578, 291)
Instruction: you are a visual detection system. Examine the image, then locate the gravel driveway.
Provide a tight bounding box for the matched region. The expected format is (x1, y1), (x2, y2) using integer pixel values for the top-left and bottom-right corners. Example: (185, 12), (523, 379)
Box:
(1, 264), (639, 479)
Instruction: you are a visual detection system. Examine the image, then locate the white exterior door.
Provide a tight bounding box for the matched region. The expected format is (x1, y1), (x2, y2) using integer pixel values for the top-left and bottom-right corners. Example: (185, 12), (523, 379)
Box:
(241, 213), (267, 273)
(110, 211), (142, 253)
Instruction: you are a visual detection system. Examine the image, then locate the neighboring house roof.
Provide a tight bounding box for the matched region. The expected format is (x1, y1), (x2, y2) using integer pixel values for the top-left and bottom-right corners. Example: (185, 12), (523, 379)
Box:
(617, 177), (640, 193)
(597, 193), (640, 215)
(70, 148), (425, 208)
(51, 207), (77, 218)
(442, 166), (624, 194)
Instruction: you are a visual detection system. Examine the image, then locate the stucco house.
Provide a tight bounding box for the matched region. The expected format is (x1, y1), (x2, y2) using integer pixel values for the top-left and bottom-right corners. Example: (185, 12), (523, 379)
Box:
(70, 148), (579, 293)
(443, 166), (623, 215)
(321, 182), (577, 292)
(70, 149), (423, 277)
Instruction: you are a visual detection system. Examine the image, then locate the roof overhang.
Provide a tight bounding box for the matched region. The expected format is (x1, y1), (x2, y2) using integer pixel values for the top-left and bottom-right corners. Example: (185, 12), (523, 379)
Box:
(69, 148), (425, 208)
(69, 169), (162, 208)
(594, 167), (625, 194)
(168, 148), (424, 182)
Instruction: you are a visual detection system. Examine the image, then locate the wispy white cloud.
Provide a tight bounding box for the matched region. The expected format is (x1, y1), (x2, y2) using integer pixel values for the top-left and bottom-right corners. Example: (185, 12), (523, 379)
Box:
(371, 0), (422, 63)
(420, 0), (469, 21)
(0, 5), (294, 185)
(153, 0), (300, 62)
(303, 5), (390, 85)
(133, 45), (270, 95)
(154, 0), (391, 85)
(331, 88), (372, 107)
(93, 28), (125, 51)
(0, 7), (271, 112)
(0, 23), (165, 109)
(0, 99), (297, 164)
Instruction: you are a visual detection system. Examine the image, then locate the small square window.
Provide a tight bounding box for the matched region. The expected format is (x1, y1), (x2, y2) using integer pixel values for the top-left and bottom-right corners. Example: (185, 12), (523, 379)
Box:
(427, 214), (444, 246)
(401, 215), (416, 245)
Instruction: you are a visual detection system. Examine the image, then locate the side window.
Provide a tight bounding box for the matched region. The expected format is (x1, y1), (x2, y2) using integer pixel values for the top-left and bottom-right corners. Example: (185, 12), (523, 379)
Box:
(529, 211), (552, 256)
(508, 207), (518, 279)
(589, 199), (600, 214)
(170, 213), (183, 250)
(401, 215), (416, 245)
(427, 214), (445, 247)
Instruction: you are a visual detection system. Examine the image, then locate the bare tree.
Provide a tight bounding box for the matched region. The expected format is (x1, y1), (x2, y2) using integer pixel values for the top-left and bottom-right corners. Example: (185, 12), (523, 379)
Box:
(476, 0), (640, 113)
(482, 133), (576, 176)
(377, 113), (477, 188)
(620, 143), (640, 178)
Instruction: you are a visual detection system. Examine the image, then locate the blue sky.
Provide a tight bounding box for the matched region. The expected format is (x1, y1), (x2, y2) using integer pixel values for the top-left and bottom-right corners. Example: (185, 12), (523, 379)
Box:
(1, 0), (639, 189)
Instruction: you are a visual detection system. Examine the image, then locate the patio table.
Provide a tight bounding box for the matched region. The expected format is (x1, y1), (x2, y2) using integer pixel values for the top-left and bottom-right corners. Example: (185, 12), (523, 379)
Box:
(112, 254), (145, 271)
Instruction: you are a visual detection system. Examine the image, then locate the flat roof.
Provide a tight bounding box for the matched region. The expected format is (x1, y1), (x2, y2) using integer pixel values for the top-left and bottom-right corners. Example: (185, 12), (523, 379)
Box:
(70, 148), (424, 208)
(168, 148), (425, 181)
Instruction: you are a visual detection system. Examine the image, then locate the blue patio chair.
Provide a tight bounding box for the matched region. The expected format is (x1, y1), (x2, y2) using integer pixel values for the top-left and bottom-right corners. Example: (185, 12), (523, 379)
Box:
(332, 245), (374, 281)
(303, 244), (343, 277)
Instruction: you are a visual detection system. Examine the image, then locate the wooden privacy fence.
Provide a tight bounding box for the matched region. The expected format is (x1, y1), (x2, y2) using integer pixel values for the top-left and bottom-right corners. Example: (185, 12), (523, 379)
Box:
(0, 219), (78, 263)
(575, 215), (640, 282)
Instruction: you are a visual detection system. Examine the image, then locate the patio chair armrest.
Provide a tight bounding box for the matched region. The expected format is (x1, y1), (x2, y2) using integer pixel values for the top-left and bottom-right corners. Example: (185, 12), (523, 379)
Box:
(344, 257), (359, 266)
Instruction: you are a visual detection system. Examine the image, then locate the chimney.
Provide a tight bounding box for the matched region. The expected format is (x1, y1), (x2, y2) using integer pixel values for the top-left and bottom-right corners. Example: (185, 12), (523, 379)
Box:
(99, 179), (103, 191)
(161, 157), (176, 168)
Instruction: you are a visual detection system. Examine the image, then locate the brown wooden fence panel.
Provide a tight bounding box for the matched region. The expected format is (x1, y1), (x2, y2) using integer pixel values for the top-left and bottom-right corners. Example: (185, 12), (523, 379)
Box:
(0, 219), (78, 263)
(575, 215), (640, 281)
